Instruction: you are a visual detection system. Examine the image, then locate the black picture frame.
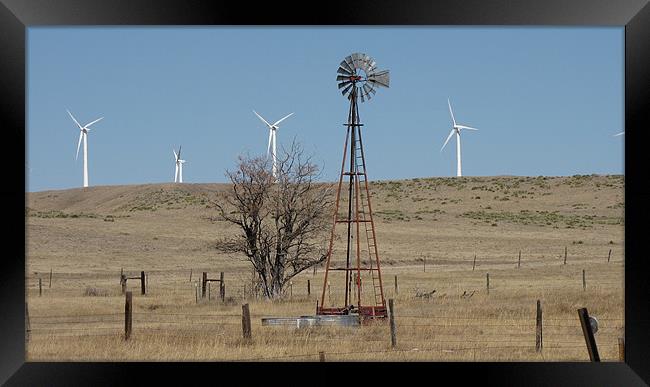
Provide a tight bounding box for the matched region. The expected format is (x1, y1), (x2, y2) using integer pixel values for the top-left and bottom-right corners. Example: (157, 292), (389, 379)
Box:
(2, 0), (649, 385)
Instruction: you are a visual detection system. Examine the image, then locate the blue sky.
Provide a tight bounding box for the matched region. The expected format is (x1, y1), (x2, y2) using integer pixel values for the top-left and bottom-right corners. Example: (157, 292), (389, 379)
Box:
(26, 27), (624, 192)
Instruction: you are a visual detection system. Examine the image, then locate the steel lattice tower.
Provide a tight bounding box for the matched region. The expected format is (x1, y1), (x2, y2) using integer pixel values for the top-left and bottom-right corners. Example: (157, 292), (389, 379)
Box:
(318, 53), (390, 321)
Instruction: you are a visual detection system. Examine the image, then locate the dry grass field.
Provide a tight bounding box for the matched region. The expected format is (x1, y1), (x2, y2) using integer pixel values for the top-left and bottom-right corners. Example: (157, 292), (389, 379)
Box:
(25, 174), (624, 361)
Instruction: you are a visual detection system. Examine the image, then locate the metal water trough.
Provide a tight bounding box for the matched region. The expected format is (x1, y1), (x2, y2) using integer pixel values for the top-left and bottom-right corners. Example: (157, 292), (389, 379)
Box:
(261, 314), (360, 328)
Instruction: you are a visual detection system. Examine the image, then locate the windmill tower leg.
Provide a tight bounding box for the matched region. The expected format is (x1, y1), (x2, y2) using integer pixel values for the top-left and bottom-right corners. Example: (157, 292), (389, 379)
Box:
(83, 133), (89, 187)
(456, 131), (462, 177)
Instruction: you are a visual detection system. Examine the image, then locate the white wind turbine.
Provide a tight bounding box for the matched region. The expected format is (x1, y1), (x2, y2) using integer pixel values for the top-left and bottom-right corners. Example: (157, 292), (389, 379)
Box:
(253, 110), (294, 179)
(440, 98), (479, 177)
(68, 109), (103, 188)
(613, 131), (625, 137)
(173, 146), (187, 183)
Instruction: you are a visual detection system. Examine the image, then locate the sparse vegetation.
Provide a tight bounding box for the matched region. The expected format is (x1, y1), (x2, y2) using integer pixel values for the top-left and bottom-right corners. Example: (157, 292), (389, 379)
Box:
(25, 174), (624, 361)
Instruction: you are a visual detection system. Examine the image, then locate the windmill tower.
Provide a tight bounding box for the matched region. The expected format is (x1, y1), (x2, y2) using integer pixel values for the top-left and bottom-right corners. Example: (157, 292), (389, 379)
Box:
(318, 53), (390, 321)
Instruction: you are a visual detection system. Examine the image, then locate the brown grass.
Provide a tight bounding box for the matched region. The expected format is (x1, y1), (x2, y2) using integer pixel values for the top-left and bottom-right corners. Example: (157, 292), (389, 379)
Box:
(25, 174), (624, 361)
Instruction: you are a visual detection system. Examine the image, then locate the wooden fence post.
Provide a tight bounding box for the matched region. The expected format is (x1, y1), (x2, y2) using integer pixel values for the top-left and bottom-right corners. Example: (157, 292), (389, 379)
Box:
(536, 299), (543, 352)
(608, 249), (612, 263)
(319, 351), (325, 362)
(220, 272), (225, 302)
(125, 291), (133, 340)
(242, 303), (252, 340)
(202, 272), (207, 298)
(307, 280), (311, 296)
(577, 307), (600, 361)
(208, 282), (211, 301)
(120, 267), (123, 282)
(25, 302), (30, 343)
(389, 298), (397, 348)
(518, 251), (521, 268)
(189, 269), (192, 282)
(394, 275), (398, 295)
(564, 246), (567, 265)
(121, 274), (126, 295)
(486, 273), (490, 295)
(290, 281), (293, 298)
(49, 269), (52, 288)
(582, 269), (586, 291)
(195, 282), (198, 303)
(141, 271), (146, 295)
(618, 337), (625, 361)
(473, 254), (476, 271)
(313, 266), (317, 276)
(38, 278), (42, 297)
(423, 255), (426, 272)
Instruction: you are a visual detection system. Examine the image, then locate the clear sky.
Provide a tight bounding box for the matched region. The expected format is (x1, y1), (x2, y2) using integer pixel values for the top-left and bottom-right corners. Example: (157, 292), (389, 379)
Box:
(26, 27), (624, 192)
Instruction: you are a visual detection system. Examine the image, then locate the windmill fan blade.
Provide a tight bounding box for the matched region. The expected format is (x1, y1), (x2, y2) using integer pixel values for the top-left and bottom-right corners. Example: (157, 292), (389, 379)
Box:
(173, 149), (178, 160)
(341, 59), (353, 73)
(359, 54), (370, 73)
(338, 61), (353, 74)
(363, 54), (376, 73)
(366, 59), (377, 73)
(341, 83), (354, 96)
(338, 80), (352, 89)
(368, 70), (390, 88)
(178, 146), (181, 158)
(441, 129), (455, 151)
(337, 66), (352, 76)
(362, 83), (372, 96)
(457, 125), (479, 131)
(337, 75), (351, 82)
(267, 129), (273, 155)
(344, 55), (354, 72)
(360, 88), (365, 103)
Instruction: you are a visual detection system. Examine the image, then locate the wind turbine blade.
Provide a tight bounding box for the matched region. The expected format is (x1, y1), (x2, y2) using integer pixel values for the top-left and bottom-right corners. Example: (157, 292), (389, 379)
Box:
(175, 164), (179, 182)
(457, 125), (479, 131)
(75, 131), (83, 160)
(613, 132), (624, 137)
(173, 149), (178, 160)
(448, 98), (456, 127)
(267, 129), (273, 155)
(67, 109), (83, 130)
(441, 129), (455, 151)
(84, 116), (103, 129)
(253, 110), (272, 128)
(272, 112), (294, 127)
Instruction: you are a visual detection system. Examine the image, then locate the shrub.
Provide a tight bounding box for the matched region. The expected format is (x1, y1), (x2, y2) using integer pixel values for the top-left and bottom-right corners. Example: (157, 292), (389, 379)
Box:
(84, 287), (108, 297)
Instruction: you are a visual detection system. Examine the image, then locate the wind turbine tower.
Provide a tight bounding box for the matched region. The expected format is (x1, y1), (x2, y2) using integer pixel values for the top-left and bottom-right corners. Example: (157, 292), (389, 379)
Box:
(253, 110), (294, 179)
(440, 98), (479, 177)
(173, 146), (186, 183)
(67, 109), (103, 188)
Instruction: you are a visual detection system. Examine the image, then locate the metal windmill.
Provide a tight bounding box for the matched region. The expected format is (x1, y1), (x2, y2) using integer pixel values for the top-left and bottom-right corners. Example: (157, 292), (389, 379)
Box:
(318, 53), (390, 321)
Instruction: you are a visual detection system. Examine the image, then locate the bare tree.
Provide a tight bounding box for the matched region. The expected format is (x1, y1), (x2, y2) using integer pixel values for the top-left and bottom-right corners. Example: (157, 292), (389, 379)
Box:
(213, 141), (333, 299)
